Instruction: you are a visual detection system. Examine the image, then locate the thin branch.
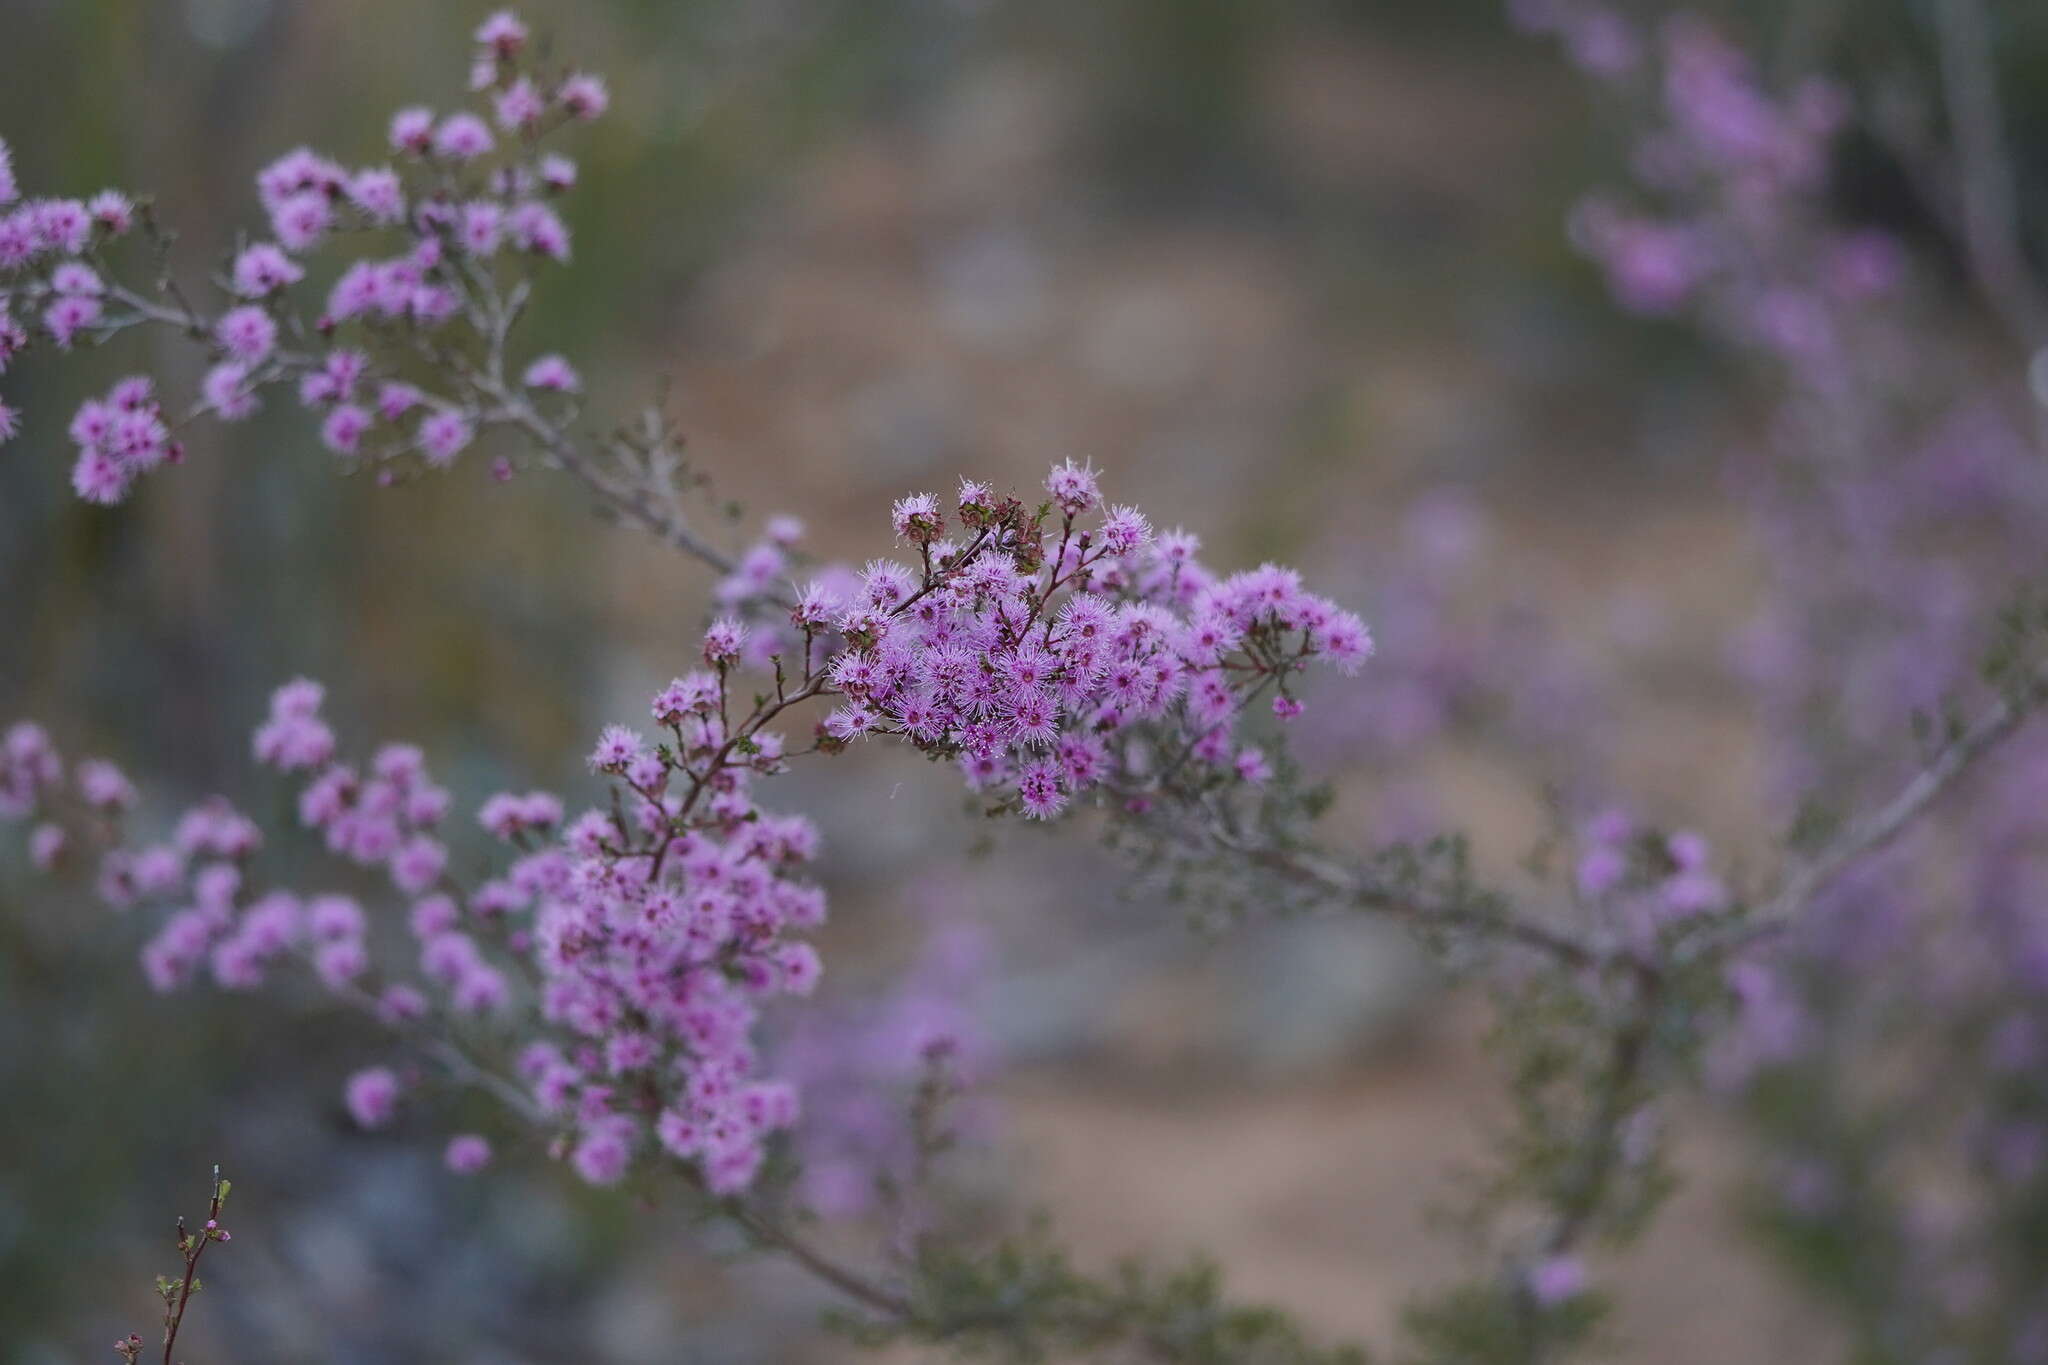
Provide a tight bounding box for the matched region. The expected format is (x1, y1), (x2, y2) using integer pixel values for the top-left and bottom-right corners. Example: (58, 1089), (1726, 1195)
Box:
(1234, 837), (1629, 976)
(1934, 0), (2048, 349)
(477, 373), (743, 579)
(1709, 668), (2045, 955)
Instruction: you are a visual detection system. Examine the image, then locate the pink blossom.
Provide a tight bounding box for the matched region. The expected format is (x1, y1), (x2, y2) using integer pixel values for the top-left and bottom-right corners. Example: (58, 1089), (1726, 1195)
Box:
(270, 191), (333, 252)
(521, 354), (579, 392)
(320, 404), (372, 456)
(1046, 458), (1100, 516)
(28, 822), (64, 870)
(202, 363), (260, 421)
(506, 201), (569, 261)
(1527, 1255), (1587, 1307)
(458, 200), (503, 255)
(558, 74), (608, 120)
(87, 189), (134, 234)
(388, 107), (436, 155)
(538, 154), (576, 192)
(417, 410), (472, 467)
(570, 1121), (633, 1185)
(43, 294), (101, 348)
(346, 167), (406, 225)
(444, 1134), (493, 1174)
(344, 1067), (401, 1129)
(494, 78), (545, 132)
(75, 758), (136, 811)
(432, 113), (495, 160)
(475, 10), (529, 57)
(215, 305), (279, 364)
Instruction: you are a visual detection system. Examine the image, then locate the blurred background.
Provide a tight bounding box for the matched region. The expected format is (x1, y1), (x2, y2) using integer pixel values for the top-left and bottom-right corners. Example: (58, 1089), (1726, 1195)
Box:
(0, 0), (1959, 1359)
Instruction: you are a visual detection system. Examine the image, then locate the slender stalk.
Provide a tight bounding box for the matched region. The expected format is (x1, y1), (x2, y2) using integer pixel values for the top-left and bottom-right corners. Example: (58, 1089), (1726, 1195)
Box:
(160, 1171), (227, 1365)
(1934, 0), (2047, 350)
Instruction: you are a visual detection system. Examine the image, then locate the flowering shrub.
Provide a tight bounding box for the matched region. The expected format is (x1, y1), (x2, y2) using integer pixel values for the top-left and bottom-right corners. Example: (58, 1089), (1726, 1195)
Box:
(10, 4), (2048, 1361)
(1519, 3), (2048, 1355)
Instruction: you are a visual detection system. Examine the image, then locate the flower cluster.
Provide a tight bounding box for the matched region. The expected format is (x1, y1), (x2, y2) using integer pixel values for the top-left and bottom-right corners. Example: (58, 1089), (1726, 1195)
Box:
(0, 144), (139, 453)
(1573, 809), (1728, 943)
(1522, 8), (1879, 347)
(710, 461), (1370, 821)
(5, 454), (1365, 1205)
(0, 10), (605, 503)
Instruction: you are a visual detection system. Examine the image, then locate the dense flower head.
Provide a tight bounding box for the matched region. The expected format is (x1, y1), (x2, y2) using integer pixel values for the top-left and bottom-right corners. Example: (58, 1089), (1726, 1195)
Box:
(1044, 458), (1100, 516)
(23, 669), (838, 1196)
(65, 378), (175, 505)
(696, 462), (1370, 822)
(892, 492), (944, 544)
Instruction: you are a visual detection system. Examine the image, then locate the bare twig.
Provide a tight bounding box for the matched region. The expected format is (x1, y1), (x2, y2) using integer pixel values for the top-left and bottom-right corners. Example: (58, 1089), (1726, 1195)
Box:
(1934, 0), (2048, 349)
(1707, 667), (2046, 955)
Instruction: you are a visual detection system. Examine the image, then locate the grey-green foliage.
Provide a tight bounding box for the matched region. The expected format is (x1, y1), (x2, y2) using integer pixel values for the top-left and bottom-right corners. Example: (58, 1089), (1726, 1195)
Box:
(836, 1232), (1370, 1364)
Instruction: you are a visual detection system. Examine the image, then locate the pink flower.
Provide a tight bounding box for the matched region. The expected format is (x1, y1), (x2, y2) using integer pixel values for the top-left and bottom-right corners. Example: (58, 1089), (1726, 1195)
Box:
(521, 354), (579, 392)
(417, 410), (472, 467)
(271, 191), (333, 252)
(433, 113), (495, 160)
(586, 724), (644, 773)
(458, 200), (504, 255)
(28, 822), (65, 870)
(538, 154), (577, 192)
(378, 985), (429, 1024)
(202, 363), (260, 421)
(475, 10), (529, 57)
(76, 758), (135, 811)
(1099, 504), (1152, 555)
(1527, 1255), (1587, 1307)
(776, 942), (823, 995)
(1016, 759), (1067, 820)
(376, 382), (423, 422)
(702, 617), (745, 665)
(558, 73), (609, 120)
(892, 492), (943, 544)
(344, 1067), (401, 1129)
(444, 1134), (493, 1174)
(390, 834), (448, 895)
(70, 448), (130, 504)
(314, 937), (369, 989)
(87, 190), (133, 234)
(43, 294), (102, 348)
(320, 404), (372, 456)
(494, 78), (545, 132)
(308, 894), (366, 942)
(1046, 458), (1101, 516)
(346, 167), (406, 225)
(33, 199), (91, 253)
(51, 262), (101, 296)
(388, 106), (436, 156)
(570, 1121), (634, 1185)
(507, 201), (569, 261)
(215, 306), (278, 364)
